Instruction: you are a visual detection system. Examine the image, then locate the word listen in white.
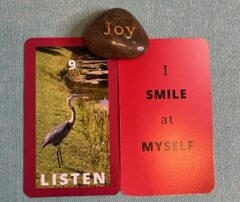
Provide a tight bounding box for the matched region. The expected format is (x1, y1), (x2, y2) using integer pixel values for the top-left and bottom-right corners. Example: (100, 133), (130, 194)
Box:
(40, 172), (105, 186)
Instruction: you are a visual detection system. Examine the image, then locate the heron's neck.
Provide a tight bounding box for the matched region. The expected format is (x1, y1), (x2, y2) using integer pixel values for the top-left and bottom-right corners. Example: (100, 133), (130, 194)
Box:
(69, 104), (76, 125)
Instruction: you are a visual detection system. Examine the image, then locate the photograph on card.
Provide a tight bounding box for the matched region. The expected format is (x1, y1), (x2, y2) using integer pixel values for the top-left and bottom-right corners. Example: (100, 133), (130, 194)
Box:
(35, 46), (110, 188)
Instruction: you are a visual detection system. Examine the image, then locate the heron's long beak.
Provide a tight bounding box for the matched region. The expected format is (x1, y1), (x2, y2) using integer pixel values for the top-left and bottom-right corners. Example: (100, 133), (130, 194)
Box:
(69, 94), (89, 100)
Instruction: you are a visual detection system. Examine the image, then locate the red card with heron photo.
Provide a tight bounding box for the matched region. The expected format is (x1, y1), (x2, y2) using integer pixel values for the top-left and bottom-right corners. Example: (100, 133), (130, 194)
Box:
(24, 38), (120, 197)
(119, 39), (215, 195)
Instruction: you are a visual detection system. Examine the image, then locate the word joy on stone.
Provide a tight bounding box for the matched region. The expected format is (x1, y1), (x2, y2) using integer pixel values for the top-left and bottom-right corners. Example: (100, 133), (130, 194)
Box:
(103, 22), (136, 39)
(85, 8), (149, 59)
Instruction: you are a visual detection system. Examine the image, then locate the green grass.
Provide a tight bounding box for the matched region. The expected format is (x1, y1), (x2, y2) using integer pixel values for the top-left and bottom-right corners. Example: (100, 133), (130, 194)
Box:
(36, 48), (110, 188)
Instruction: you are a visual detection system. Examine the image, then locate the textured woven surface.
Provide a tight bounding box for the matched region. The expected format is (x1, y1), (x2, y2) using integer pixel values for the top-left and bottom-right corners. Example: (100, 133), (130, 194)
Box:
(0, 0), (240, 201)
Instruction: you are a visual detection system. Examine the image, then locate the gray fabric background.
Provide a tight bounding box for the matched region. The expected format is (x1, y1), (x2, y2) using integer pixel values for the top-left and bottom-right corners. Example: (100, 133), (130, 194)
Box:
(0, 0), (239, 201)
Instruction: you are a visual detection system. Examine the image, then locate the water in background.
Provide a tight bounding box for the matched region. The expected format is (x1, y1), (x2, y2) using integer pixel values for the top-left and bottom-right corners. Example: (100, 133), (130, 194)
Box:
(61, 47), (109, 110)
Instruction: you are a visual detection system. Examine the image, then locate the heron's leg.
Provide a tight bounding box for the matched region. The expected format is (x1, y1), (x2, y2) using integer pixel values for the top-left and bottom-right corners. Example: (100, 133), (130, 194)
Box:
(58, 144), (63, 166)
(56, 149), (61, 167)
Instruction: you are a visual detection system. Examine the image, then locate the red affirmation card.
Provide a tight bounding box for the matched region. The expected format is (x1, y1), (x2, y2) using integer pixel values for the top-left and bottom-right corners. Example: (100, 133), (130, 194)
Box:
(24, 38), (120, 197)
(119, 39), (215, 195)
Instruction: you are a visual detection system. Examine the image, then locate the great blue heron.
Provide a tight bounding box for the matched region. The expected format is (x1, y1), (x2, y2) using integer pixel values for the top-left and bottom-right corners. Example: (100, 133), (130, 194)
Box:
(41, 94), (85, 167)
